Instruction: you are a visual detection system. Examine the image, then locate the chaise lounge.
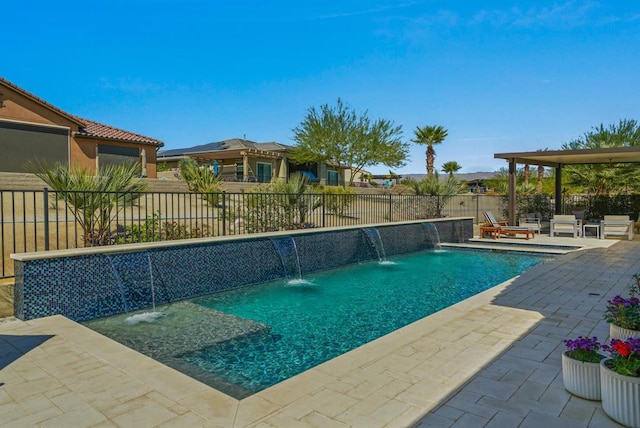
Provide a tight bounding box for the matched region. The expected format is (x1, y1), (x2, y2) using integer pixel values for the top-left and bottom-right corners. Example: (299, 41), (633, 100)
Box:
(482, 211), (535, 240)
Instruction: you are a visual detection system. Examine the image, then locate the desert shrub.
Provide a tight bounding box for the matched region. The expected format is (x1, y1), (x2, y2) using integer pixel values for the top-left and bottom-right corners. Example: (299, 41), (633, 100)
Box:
(322, 186), (356, 216)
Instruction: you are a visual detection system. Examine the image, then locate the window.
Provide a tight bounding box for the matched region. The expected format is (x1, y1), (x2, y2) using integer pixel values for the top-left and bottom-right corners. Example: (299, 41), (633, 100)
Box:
(0, 120), (69, 173)
(98, 144), (140, 171)
(235, 162), (243, 181)
(327, 170), (339, 186)
(256, 162), (272, 183)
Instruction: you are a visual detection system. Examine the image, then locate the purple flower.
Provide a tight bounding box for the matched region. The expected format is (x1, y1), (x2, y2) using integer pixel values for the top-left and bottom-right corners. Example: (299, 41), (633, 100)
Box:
(603, 293), (640, 329)
(564, 336), (601, 352)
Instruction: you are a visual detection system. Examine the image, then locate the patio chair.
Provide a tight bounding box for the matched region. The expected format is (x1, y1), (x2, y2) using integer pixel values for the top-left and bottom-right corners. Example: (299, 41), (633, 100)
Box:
(550, 215), (581, 238)
(601, 215), (634, 240)
(482, 211), (534, 240)
(518, 213), (542, 233)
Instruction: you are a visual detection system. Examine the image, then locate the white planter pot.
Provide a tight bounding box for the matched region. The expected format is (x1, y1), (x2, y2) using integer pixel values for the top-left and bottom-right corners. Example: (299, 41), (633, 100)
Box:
(600, 358), (640, 428)
(610, 323), (640, 341)
(561, 351), (602, 400)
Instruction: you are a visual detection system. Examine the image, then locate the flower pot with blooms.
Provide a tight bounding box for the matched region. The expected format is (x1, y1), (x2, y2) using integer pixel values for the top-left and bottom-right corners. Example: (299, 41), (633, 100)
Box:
(603, 275), (640, 340)
(562, 336), (605, 400)
(600, 338), (640, 427)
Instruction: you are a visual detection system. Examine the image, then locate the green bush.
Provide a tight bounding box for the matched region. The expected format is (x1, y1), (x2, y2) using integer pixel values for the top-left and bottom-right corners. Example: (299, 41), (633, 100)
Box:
(322, 186), (356, 216)
(178, 158), (223, 207)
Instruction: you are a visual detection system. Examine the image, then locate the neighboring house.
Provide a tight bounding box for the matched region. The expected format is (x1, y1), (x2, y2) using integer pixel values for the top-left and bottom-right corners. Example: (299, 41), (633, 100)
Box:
(0, 77), (163, 177)
(465, 179), (488, 193)
(158, 139), (348, 186)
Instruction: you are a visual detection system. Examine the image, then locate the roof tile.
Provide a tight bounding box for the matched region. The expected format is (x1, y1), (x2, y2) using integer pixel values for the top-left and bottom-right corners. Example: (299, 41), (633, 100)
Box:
(72, 116), (163, 146)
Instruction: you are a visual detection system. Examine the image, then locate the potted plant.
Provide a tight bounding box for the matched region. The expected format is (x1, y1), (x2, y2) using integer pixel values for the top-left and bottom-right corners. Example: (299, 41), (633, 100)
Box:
(600, 338), (640, 427)
(604, 274), (640, 340)
(562, 336), (605, 400)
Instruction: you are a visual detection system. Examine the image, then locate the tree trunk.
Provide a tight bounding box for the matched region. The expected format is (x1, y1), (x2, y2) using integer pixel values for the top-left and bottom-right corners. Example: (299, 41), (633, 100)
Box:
(537, 165), (544, 193)
(524, 164), (530, 184)
(427, 146), (435, 177)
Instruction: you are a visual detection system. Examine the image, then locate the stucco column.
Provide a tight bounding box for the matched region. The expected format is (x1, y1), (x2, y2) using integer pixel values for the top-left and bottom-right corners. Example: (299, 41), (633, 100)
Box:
(140, 148), (147, 177)
(243, 155), (248, 182)
(279, 158), (288, 183)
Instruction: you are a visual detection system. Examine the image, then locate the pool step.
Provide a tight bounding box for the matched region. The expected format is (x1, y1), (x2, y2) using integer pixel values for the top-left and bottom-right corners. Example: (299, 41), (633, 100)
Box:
(84, 301), (271, 360)
(442, 239), (580, 254)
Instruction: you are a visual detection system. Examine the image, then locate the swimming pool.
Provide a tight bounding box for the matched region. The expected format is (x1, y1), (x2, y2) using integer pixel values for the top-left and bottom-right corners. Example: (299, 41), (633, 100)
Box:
(85, 248), (551, 398)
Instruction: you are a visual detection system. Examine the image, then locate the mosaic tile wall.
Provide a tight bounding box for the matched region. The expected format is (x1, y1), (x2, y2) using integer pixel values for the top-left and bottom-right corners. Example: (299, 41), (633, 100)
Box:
(14, 219), (472, 321)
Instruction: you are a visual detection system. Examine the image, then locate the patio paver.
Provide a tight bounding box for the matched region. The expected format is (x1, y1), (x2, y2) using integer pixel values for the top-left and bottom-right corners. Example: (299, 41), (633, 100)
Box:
(1, 237), (636, 427)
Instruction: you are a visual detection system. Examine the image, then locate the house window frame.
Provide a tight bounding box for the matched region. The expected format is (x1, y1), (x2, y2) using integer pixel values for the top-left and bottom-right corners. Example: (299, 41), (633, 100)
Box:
(235, 162), (243, 181)
(256, 162), (272, 183)
(327, 170), (340, 186)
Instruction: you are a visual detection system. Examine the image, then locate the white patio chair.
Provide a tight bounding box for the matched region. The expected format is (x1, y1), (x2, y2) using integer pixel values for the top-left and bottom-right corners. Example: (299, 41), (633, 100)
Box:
(601, 215), (634, 240)
(518, 213), (541, 233)
(550, 215), (581, 238)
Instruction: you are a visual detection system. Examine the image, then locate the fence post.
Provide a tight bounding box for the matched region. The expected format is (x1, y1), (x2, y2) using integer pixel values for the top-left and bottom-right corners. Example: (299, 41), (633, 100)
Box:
(221, 191), (226, 236)
(321, 193), (326, 228)
(43, 188), (50, 251)
(476, 194), (480, 224)
(437, 194), (441, 217)
(388, 194), (392, 222)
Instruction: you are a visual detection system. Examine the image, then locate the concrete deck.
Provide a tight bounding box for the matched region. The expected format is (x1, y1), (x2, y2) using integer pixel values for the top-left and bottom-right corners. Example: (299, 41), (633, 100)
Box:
(1, 236), (637, 427)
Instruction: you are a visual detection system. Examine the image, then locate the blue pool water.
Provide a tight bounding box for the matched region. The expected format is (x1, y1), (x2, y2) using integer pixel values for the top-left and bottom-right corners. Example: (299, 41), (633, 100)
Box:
(85, 248), (550, 398)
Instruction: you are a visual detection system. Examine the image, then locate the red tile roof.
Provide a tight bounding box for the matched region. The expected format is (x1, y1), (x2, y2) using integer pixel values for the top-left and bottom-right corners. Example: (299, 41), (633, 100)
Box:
(0, 76), (163, 147)
(72, 116), (163, 147)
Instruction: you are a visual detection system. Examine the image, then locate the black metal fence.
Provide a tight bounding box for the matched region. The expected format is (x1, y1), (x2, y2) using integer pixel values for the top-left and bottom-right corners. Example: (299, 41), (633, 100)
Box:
(2, 189), (637, 279)
(0, 189), (508, 278)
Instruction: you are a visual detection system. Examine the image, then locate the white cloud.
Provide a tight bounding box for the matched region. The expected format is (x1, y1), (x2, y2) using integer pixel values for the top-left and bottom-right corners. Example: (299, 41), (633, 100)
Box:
(471, 1), (601, 29)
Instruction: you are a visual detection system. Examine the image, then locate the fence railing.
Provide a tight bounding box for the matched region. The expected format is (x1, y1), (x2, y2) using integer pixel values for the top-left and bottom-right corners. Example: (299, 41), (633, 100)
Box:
(0, 189), (507, 279)
(4, 189), (636, 279)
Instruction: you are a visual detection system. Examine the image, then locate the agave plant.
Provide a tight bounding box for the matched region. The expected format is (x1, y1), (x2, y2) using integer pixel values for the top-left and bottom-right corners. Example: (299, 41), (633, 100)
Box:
(32, 161), (148, 246)
(271, 173), (322, 228)
(178, 158), (223, 206)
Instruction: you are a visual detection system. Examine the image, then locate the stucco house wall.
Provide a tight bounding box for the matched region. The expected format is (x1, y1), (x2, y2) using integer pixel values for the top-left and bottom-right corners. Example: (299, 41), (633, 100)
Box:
(0, 77), (163, 177)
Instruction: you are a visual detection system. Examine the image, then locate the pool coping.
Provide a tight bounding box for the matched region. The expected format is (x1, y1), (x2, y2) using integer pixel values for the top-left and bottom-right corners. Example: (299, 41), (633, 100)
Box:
(0, 264), (546, 427)
(1, 237), (631, 427)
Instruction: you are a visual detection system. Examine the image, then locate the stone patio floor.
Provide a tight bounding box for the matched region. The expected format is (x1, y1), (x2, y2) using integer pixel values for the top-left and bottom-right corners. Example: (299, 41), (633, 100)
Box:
(0, 237), (637, 427)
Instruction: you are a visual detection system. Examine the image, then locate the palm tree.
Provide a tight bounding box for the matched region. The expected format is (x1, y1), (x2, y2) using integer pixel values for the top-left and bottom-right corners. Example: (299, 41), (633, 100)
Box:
(412, 125), (448, 177)
(441, 161), (462, 177)
(537, 165), (545, 193)
(32, 161), (148, 246)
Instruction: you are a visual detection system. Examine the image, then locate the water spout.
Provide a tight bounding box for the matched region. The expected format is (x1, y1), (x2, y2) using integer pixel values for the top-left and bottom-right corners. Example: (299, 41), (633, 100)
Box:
(147, 252), (156, 312)
(363, 227), (387, 262)
(123, 253), (164, 324)
(272, 237), (303, 280)
(423, 223), (441, 249)
(108, 255), (130, 313)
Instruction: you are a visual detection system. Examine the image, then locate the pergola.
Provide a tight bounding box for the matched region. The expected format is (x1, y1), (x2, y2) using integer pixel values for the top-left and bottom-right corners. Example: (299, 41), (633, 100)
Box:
(494, 147), (640, 225)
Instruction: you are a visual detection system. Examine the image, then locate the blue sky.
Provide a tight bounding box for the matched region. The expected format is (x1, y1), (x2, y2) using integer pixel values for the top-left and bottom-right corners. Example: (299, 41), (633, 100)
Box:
(4, 1), (639, 174)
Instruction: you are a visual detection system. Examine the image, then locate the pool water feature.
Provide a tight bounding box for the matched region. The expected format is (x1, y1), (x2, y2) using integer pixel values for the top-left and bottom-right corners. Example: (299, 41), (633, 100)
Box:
(85, 248), (551, 399)
(271, 237), (303, 279)
(363, 227), (387, 262)
(14, 220), (468, 321)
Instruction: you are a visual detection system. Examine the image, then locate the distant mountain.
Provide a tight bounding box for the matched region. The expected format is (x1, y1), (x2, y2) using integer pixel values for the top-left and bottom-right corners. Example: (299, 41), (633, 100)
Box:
(400, 172), (497, 181)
